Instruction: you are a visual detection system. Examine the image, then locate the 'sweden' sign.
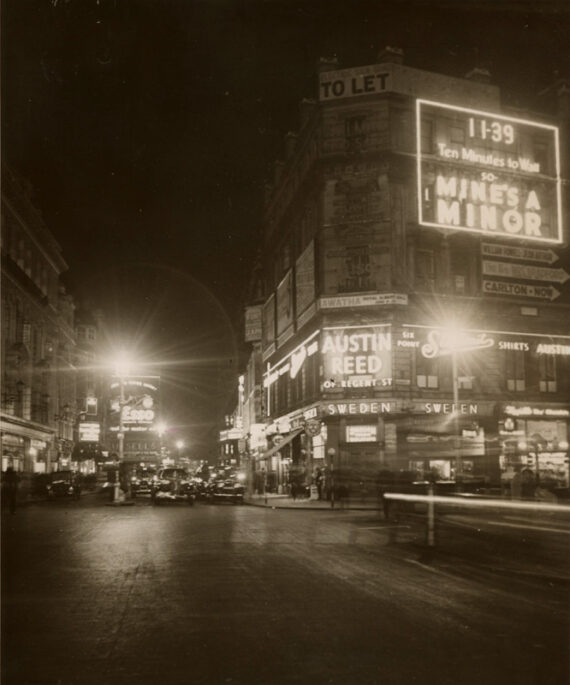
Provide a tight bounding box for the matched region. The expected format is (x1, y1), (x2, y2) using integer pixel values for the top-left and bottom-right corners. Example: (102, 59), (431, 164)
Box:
(416, 100), (562, 244)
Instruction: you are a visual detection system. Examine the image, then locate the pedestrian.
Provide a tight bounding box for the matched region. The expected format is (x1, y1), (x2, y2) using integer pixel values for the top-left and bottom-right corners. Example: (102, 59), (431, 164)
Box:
(2, 466), (19, 514)
(521, 468), (536, 500)
(316, 468), (323, 500)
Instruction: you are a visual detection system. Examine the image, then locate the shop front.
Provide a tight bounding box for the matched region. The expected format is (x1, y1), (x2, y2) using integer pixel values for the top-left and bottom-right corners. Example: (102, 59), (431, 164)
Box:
(499, 403), (569, 490)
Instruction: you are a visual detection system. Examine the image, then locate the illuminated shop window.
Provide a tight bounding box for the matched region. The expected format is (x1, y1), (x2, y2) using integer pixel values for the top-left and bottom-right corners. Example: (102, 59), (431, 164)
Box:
(505, 350), (526, 392)
(416, 351), (439, 389)
(538, 354), (557, 393)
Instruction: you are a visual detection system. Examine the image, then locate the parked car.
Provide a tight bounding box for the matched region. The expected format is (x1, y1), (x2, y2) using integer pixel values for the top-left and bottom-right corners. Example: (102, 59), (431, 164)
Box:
(46, 471), (81, 500)
(150, 468), (196, 505)
(131, 467), (156, 496)
(206, 477), (245, 504)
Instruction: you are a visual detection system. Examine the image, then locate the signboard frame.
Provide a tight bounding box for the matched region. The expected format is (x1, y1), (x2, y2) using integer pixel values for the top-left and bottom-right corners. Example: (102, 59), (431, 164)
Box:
(416, 99), (563, 244)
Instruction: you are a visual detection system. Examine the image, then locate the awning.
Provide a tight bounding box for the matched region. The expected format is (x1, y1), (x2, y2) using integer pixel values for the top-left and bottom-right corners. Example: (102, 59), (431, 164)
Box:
(259, 428), (303, 460)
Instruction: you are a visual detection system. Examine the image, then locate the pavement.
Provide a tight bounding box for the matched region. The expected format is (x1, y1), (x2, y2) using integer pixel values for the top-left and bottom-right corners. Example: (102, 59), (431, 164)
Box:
(245, 492), (381, 509)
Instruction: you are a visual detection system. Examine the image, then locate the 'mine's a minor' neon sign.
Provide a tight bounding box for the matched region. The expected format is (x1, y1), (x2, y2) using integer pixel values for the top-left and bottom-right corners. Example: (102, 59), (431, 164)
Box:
(416, 99), (562, 244)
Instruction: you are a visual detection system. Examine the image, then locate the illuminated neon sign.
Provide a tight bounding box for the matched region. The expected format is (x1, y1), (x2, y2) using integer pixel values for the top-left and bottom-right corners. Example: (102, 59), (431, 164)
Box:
(322, 325), (392, 389)
(416, 100), (562, 244)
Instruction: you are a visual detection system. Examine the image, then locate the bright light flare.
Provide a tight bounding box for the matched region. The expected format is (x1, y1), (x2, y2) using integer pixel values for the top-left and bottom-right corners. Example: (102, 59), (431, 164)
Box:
(113, 351), (133, 378)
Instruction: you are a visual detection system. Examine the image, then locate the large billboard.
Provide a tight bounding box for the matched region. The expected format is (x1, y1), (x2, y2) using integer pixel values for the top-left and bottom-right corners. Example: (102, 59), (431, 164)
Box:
(416, 99), (562, 244)
(109, 376), (160, 433)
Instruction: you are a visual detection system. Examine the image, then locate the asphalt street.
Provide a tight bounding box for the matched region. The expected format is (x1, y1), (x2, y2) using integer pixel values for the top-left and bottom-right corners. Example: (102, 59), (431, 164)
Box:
(2, 496), (569, 685)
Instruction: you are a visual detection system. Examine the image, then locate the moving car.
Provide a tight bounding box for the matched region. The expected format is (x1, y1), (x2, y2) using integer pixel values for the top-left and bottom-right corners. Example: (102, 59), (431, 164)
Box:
(150, 468), (196, 505)
(46, 471), (81, 500)
(206, 477), (245, 504)
(131, 467), (156, 496)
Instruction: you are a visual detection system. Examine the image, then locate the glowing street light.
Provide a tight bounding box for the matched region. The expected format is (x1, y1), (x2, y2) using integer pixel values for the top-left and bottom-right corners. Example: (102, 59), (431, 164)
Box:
(112, 351), (134, 505)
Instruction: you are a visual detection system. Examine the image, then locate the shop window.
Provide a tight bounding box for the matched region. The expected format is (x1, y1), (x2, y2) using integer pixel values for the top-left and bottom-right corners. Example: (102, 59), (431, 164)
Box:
(538, 354), (557, 393)
(416, 352), (439, 389)
(345, 116), (366, 153)
(505, 350), (526, 391)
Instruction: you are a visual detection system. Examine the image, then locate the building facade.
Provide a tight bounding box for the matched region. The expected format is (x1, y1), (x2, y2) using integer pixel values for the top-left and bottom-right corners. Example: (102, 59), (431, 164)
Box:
(1, 167), (77, 482)
(254, 50), (570, 495)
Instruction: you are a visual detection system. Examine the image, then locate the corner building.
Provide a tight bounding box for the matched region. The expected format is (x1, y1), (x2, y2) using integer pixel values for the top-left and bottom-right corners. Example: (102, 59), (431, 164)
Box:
(257, 49), (570, 495)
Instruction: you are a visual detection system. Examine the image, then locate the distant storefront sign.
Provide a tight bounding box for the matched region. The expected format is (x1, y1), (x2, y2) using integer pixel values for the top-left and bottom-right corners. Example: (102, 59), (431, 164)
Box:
(79, 422), (100, 442)
(417, 99), (562, 244)
(346, 425), (378, 442)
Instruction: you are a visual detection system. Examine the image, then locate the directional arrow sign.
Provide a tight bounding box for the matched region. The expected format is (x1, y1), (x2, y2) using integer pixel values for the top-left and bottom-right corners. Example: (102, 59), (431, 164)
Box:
(482, 260), (569, 284)
(483, 280), (560, 300)
(481, 243), (559, 265)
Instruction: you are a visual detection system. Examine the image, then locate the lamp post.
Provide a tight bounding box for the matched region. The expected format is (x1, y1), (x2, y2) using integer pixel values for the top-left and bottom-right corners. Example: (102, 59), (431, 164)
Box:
(175, 440), (184, 465)
(113, 353), (131, 504)
(450, 346), (461, 482)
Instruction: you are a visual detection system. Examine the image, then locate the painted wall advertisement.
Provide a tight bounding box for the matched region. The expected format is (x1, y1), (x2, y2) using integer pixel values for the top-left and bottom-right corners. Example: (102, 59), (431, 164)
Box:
(321, 325), (393, 390)
(110, 376), (160, 433)
(417, 99), (562, 244)
(295, 241), (315, 317)
(244, 304), (262, 342)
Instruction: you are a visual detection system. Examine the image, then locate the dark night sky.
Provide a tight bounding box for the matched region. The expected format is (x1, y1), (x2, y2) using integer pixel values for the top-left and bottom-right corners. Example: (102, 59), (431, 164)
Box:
(3, 0), (569, 456)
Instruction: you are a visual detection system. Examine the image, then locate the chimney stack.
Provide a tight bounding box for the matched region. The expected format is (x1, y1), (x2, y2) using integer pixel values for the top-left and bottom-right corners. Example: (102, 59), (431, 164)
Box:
(465, 67), (492, 84)
(377, 46), (404, 65)
(285, 132), (298, 159)
(299, 98), (317, 128)
(317, 56), (339, 74)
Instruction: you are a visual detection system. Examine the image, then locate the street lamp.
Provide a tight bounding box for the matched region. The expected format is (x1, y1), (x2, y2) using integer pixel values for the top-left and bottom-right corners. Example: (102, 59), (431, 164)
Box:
(175, 440), (184, 464)
(113, 352), (132, 504)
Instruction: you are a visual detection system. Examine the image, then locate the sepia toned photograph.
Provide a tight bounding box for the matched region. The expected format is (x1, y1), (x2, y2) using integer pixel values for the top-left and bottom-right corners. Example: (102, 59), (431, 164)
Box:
(1, 1), (569, 684)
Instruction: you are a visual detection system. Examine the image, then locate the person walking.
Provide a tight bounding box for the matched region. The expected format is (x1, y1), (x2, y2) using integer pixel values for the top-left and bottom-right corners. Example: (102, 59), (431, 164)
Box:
(2, 466), (20, 514)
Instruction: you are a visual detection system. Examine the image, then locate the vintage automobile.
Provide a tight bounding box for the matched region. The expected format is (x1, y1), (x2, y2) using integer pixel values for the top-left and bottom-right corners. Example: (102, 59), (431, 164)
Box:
(46, 471), (81, 500)
(131, 467), (156, 496)
(150, 468), (196, 505)
(205, 477), (245, 504)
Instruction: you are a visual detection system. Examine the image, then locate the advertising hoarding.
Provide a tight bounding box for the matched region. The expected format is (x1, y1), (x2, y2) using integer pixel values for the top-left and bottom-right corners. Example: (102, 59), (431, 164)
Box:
(295, 241), (315, 317)
(244, 304), (262, 342)
(416, 99), (562, 244)
(276, 270), (294, 336)
(110, 376), (160, 433)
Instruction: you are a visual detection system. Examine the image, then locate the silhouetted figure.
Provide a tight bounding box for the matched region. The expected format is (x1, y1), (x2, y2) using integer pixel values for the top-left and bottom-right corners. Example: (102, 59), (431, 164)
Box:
(3, 467), (19, 514)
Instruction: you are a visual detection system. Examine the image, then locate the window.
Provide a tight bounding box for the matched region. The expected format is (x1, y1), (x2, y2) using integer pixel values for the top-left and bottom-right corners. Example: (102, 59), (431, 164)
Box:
(450, 124), (465, 145)
(416, 351), (439, 389)
(420, 119), (433, 153)
(416, 249), (435, 291)
(538, 355), (557, 393)
(345, 116), (366, 153)
(341, 246), (372, 292)
(505, 350), (525, 391)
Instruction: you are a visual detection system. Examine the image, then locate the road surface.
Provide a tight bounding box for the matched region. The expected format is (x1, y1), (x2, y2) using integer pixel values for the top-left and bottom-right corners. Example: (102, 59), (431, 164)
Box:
(2, 495), (568, 685)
